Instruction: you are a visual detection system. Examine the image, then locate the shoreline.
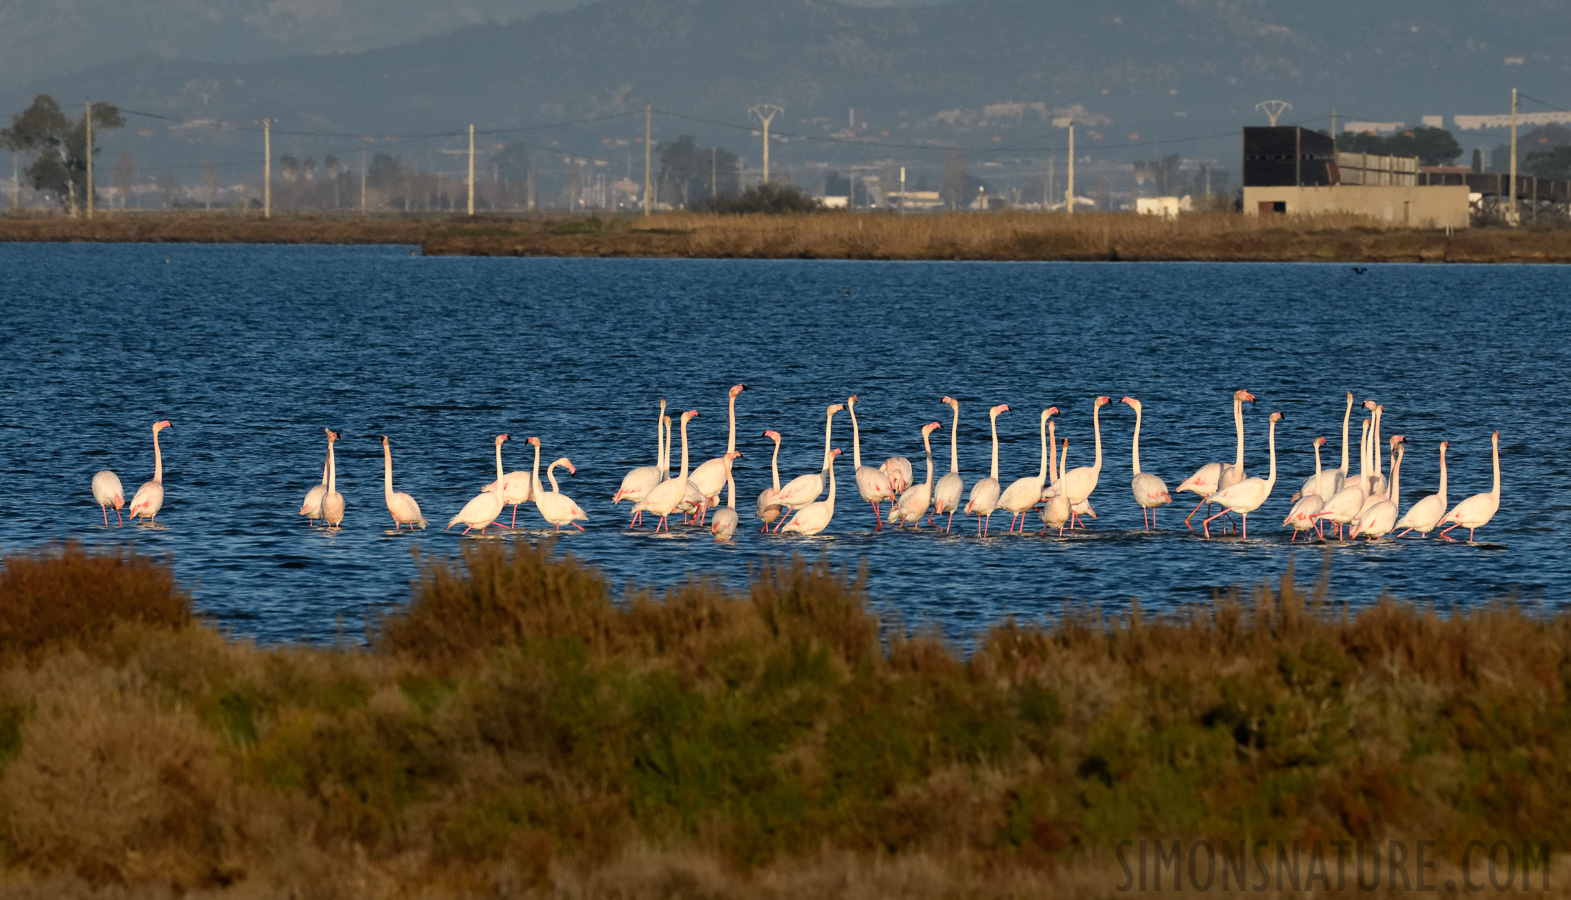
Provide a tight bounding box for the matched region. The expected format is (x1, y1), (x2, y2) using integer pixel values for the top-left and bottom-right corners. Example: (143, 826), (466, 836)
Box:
(3, 210), (1571, 263)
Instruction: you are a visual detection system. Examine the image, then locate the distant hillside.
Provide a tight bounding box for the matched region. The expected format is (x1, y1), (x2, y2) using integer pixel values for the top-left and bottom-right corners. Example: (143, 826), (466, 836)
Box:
(4, 0), (1567, 188)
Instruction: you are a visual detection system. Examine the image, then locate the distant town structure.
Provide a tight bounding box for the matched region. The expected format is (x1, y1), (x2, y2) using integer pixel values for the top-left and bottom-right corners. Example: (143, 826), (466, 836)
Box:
(1241, 126), (1469, 228)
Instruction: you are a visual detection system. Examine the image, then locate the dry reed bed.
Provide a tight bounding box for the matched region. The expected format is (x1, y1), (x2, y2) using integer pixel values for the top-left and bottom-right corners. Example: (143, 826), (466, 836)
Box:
(0, 541), (1566, 898)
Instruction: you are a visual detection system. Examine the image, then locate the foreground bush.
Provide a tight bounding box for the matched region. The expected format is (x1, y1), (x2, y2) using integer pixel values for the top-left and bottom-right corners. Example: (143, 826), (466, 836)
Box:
(0, 543), (190, 660)
(0, 542), (1565, 897)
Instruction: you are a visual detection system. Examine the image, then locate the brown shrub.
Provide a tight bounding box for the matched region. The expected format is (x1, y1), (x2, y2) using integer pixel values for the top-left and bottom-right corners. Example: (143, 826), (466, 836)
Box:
(0, 544), (190, 660)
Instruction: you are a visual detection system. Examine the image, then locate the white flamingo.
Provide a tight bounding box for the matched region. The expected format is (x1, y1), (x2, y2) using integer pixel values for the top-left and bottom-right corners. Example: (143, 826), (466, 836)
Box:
(92, 469), (124, 526)
(626, 414), (670, 529)
(1059, 396), (1113, 518)
(847, 395), (896, 529)
(1352, 440), (1405, 540)
(755, 429), (785, 531)
(128, 419), (173, 525)
(1283, 437), (1327, 541)
(964, 404), (1009, 535)
(933, 396), (965, 531)
(299, 436), (330, 525)
(486, 428), (542, 529)
(886, 423), (942, 527)
(1439, 431), (1501, 542)
(771, 404), (843, 530)
(633, 410), (699, 533)
(382, 435), (425, 530)
(689, 384), (746, 524)
(447, 434), (509, 535)
(1395, 441), (1448, 537)
(1200, 411), (1281, 540)
(782, 448), (843, 536)
(1175, 390), (1254, 529)
(711, 451), (743, 541)
(1121, 396), (1171, 529)
(997, 408), (1057, 532)
(880, 456), (913, 497)
(322, 430), (345, 529)
(1355, 435), (1404, 521)
(1039, 432), (1072, 536)
(534, 456), (589, 532)
(1294, 394), (1351, 502)
(1313, 418), (1370, 540)
(614, 399), (667, 512)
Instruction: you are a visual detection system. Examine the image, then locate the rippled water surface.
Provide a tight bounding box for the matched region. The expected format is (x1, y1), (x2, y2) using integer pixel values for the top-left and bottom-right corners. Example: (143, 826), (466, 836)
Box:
(0, 245), (1561, 642)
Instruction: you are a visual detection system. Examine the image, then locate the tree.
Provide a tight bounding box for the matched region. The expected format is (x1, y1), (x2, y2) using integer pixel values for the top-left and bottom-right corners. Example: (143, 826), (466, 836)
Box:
(658, 135), (739, 208)
(1336, 127), (1461, 166)
(367, 152), (403, 189)
(941, 152), (968, 210)
(112, 152), (135, 209)
(1, 94), (124, 215)
(202, 161), (220, 209)
(279, 155), (300, 209)
(153, 172), (177, 208)
(705, 182), (820, 214)
(323, 155), (341, 209)
(1525, 146), (1571, 181)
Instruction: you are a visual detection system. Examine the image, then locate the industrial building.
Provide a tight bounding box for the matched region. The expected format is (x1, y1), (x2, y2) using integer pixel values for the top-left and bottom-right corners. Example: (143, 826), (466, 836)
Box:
(1241, 127), (1470, 229)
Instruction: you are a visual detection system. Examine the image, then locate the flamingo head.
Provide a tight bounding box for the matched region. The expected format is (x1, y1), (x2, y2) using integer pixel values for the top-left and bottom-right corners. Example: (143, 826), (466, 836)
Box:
(496, 433), (509, 445)
(726, 450), (742, 461)
(828, 403), (845, 415)
(658, 398), (667, 411)
(1440, 440), (1449, 452)
(326, 429), (338, 442)
(682, 410), (699, 423)
(1492, 430), (1500, 441)
(763, 429), (780, 442)
(528, 436), (540, 446)
(942, 395), (958, 409)
(564, 459), (577, 476)
(1390, 434), (1405, 447)
(1270, 411), (1284, 423)
(1042, 406), (1058, 421)
(991, 404), (1010, 417)
(153, 420), (172, 433)
(846, 394), (858, 406)
(1314, 435), (1327, 447)
(729, 383), (745, 398)
(1236, 390), (1256, 404)
(1096, 395), (1112, 407)
(922, 421), (942, 436)
(1120, 396), (1139, 410)
(381, 434), (389, 446)
(831, 447), (844, 457)
(1363, 399), (1378, 411)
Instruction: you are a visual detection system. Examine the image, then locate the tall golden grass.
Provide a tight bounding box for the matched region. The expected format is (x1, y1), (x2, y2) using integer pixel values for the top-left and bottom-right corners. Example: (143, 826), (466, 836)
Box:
(0, 541), (1565, 898)
(5, 209), (1571, 263)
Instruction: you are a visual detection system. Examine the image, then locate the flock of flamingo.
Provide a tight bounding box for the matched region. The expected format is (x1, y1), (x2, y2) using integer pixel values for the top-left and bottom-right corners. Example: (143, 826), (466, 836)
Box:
(87, 386), (1502, 544)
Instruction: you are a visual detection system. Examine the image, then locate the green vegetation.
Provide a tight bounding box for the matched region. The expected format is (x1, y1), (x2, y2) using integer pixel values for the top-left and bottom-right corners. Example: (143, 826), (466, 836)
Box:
(0, 541), (1564, 897)
(1, 94), (124, 215)
(705, 183), (822, 214)
(1336, 126), (1463, 166)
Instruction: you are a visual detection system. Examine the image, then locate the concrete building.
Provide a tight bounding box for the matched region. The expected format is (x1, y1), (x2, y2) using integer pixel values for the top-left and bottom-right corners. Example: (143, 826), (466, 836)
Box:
(1241, 127), (1470, 229)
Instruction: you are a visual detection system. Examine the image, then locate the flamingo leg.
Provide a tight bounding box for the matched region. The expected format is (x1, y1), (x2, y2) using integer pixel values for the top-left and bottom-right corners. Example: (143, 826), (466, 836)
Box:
(872, 500), (883, 530)
(101, 506), (108, 526)
(1200, 508), (1230, 539)
(1241, 514), (1248, 540)
(946, 510), (955, 532)
(573, 522), (585, 531)
(116, 507), (123, 526)
(1183, 497), (1209, 530)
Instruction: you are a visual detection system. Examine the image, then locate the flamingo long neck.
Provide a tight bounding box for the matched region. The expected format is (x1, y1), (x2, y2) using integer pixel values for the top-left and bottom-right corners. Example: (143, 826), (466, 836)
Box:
(724, 461), (736, 509)
(326, 440), (336, 493)
(826, 453), (837, 507)
(321, 448), (330, 486)
(1312, 442), (1322, 481)
(494, 439), (505, 485)
(1048, 421), (1058, 485)
(383, 442), (394, 500)
(1489, 434), (1500, 499)
(1231, 396), (1244, 471)
(1437, 445), (1447, 502)
(1092, 402), (1104, 475)
(1390, 448), (1403, 506)
(770, 436), (781, 491)
(531, 441), (541, 492)
(726, 393), (738, 456)
(1264, 419), (1278, 490)
(948, 404), (960, 474)
(661, 417), (671, 478)
(547, 460), (562, 494)
(152, 426), (164, 483)
(988, 412), (1000, 481)
(679, 416), (692, 480)
(655, 402), (666, 466)
(1339, 395), (1353, 476)
(821, 409), (837, 468)
(1035, 413), (1049, 481)
(1373, 408), (1384, 482)
(1130, 405), (1142, 476)
(1356, 421), (1370, 482)
(849, 404), (863, 469)
(1061, 439), (1070, 476)
(922, 431), (934, 488)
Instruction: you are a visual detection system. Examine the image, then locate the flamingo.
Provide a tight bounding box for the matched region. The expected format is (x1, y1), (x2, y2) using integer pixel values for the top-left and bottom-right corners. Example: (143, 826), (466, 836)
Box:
(128, 420), (173, 525)
(447, 434), (509, 535)
(1175, 390), (1254, 529)
(1293, 393), (1352, 502)
(886, 423), (942, 527)
(711, 451), (743, 541)
(1059, 396), (1113, 514)
(534, 456), (589, 532)
(299, 436), (330, 525)
(933, 396), (965, 531)
(998, 408), (1057, 533)
(689, 384), (746, 524)
(1040, 433), (1071, 536)
(1313, 418), (1370, 540)
(485, 429), (542, 529)
(614, 399), (667, 512)
(382, 435), (426, 530)
(1200, 411), (1282, 540)
(1122, 396), (1171, 529)
(964, 404), (1009, 535)
(1439, 431), (1501, 542)
(92, 469), (124, 526)
(1283, 437), (1327, 541)
(1355, 435), (1405, 521)
(627, 414), (670, 529)
(880, 456), (913, 497)
(771, 403), (843, 531)
(755, 429), (785, 531)
(847, 395), (896, 529)
(1395, 441), (1448, 537)
(1364, 401), (1387, 496)
(782, 448), (843, 536)
(1351, 440), (1405, 540)
(322, 430), (345, 529)
(633, 410), (699, 533)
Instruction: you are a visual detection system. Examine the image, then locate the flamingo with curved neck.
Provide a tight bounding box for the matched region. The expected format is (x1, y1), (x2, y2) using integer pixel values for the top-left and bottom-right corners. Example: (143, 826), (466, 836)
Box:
(129, 420), (173, 525)
(92, 468), (125, 526)
(712, 451), (743, 541)
(887, 423), (942, 527)
(847, 395), (895, 529)
(964, 404), (1009, 536)
(535, 455), (589, 531)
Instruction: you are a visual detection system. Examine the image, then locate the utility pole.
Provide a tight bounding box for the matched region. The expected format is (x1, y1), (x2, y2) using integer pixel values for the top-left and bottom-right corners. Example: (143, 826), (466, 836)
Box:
(467, 124), (475, 216)
(899, 166), (906, 214)
(1055, 118), (1076, 215)
(642, 103), (652, 216)
(711, 147), (717, 199)
(10, 153), (17, 211)
(749, 104), (783, 184)
(360, 149), (367, 216)
(1047, 153), (1054, 210)
(84, 100), (94, 219)
(1508, 88), (1520, 226)
(260, 118), (274, 218)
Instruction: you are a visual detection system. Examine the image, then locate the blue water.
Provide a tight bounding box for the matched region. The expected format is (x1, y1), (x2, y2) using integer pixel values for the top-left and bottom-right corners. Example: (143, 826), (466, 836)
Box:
(0, 244), (1559, 642)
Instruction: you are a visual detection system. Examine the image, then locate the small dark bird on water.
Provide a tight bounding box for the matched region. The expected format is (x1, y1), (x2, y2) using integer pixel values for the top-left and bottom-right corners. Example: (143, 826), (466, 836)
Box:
(1351, 266), (1367, 274)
